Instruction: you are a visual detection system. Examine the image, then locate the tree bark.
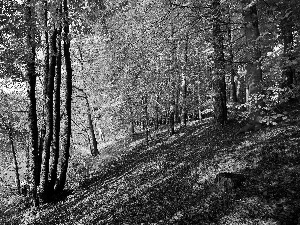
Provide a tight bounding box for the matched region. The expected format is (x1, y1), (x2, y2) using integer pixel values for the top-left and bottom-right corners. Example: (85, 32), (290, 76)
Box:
(38, 0), (49, 184)
(143, 95), (149, 145)
(227, 9), (238, 102)
(155, 95), (159, 130)
(49, 3), (63, 193)
(174, 88), (180, 124)
(169, 103), (175, 135)
(43, 0), (49, 96)
(212, 0), (227, 125)
(25, 0), (39, 207)
(280, 17), (294, 88)
(86, 93), (99, 156)
(74, 87), (99, 156)
(40, 26), (57, 201)
(242, 0), (263, 121)
(8, 128), (21, 194)
(37, 128), (45, 186)
(181, 32), (189, 126)
(237, 75), (246, 103)
(181, 74), (187, 126)
(56, 0), (72, 192)
(128, 96), (135, 136)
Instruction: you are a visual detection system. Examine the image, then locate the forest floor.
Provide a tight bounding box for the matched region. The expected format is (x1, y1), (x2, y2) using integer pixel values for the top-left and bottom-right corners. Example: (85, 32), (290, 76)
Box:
(1, 100), (300, 224)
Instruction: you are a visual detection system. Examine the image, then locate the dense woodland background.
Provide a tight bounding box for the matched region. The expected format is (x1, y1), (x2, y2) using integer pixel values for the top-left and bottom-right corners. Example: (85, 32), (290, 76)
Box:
(1, 0), (300, 224)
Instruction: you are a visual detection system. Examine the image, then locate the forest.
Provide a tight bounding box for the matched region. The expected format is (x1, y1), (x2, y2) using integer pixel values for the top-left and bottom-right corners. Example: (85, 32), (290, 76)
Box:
(1, 0), (300, 224)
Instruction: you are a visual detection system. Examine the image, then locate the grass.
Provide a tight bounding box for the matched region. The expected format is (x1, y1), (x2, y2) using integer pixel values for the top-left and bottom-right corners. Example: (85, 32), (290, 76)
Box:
(1, 100), (300, 224)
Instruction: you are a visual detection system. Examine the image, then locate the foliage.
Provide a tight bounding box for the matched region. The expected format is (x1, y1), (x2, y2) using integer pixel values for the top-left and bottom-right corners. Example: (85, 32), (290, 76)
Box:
(1, 0), (300, 216)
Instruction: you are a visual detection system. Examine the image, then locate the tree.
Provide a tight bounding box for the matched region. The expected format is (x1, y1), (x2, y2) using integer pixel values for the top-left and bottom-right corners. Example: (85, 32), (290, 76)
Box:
(212, 0), (227, 125)
(49, 2), (63, 193)
(40, 19), (58, 201)
(56, 0), (73, 193)
(241, 0), (263, 123)
(226, 3), (238, 103)
(24, 0), (39, 207)
(0, 93), (23, 195)
(74, 86), (99, 156)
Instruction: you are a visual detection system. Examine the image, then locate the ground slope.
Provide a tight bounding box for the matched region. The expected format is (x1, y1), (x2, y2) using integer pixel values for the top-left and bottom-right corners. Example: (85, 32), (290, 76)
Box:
(1, 101), (300, 224)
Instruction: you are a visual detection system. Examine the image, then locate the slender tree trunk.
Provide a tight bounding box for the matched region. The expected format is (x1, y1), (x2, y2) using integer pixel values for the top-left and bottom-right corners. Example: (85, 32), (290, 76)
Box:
(38, 0), (49, 184)
(227, 11), (238, 102)
(197, 74), (202, 121)
(43, 0), (49, 96)
(169, 103), (175, 135)
(174, 88), (180, 124)
(212, 0), (227, 125)
(169, 24), (176, 134)
(181, 32), (189, 126)
(181, 74), (187, 126)
(242, 0), (263, 121)
(37, 127), (46, 185)
(237, 75), (246, 103)
(143, 95), (149, 145)
(25, 0), (39, 207)
(155, 95), (159, 130)
(75, 37), (98, 155)
(56, 0), (72, 192)
(40, 26), (57, 201)
(8, 129), (21, 194)
(280, 17), (294, 88)
(86, 94), (99, 156)
(49, 3), (63, 193)
(129, 120), (135, 136)
(25, 137), (30, 184)
(128, 96), (135, 136)
(75, 87), (99, 156)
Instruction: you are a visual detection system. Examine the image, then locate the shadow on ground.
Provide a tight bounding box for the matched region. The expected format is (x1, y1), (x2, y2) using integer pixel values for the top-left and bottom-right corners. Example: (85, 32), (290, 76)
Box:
(2, 101), (300, 224)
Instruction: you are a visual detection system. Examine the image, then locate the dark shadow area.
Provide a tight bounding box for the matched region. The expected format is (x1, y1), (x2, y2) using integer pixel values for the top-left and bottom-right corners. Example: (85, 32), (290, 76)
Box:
(2, 101), (300, 224)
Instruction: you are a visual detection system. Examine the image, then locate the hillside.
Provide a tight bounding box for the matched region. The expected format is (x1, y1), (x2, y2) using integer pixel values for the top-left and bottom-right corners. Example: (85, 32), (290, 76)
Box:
(1, 100), (300, 225)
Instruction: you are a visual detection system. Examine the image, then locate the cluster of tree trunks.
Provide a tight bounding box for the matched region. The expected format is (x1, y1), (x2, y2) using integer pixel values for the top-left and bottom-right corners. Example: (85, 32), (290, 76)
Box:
(24, 0), (73, 206)
(128, 0), (300, 137)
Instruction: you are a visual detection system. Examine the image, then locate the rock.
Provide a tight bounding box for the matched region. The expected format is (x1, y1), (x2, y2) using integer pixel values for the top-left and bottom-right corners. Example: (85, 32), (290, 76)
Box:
(214, 172), (247, 192)
(236, 122), (261, 135)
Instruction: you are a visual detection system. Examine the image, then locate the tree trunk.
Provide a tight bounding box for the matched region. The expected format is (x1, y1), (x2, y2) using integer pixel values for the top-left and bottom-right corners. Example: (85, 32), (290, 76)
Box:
(37, 128), (45, 186)
(237, 75), (246, 103)
(143, 95), (149, 145)
(86, 94), (99, 156)
(49, 3), (63, 193)
(197, 75), (202, 121)
(129, 121), (135, 135)
(280, 17), (294, 88)
(25, 0), (39, 207)
(181, 32), (189, 127)
(242, 0), (263, 121)
(128, 96), (135, 136)
(38, 0), (49, 184)
(174, 83), (181, 124)
(56, 0), (72, 193)
(40, 26), (57, 201)
(169, 23), (177, 134)
(181, 74), (187, 126)
(227, 10), (238, 103)
(212, 0), (227, 125)
(169, 103), (175, 135)
(74, 87), (99, 156)
(43, 0), (49, 97)
(155, 95), (159, 130)
(9, 129), (21, 194)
